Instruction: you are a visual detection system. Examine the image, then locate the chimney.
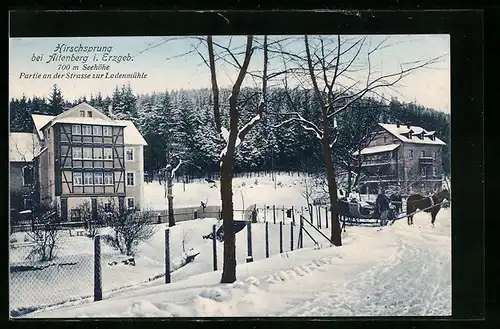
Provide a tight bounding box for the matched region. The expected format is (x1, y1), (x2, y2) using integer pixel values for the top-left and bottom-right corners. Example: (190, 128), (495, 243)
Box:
(406, 124), (411, 129)
(396, 123), (400, 128)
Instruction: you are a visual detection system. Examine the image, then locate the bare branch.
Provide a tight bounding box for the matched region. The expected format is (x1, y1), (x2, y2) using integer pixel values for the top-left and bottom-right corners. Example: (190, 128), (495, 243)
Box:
(274, 112), (323, 141)
(238, 35), (268, 141)
(207, 36), (221, 133)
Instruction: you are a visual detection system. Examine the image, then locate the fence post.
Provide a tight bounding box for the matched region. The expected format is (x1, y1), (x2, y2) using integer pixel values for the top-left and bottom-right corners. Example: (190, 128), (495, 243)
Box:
(282, 206), (285, 224)
(273, 205), (276, 224)
(165, 229), (171, 284)
(94, 235), (102, 301)
(212, 224), (217, 271)
(292, 206), (295, 226)
(279, 221), (283, 253)
(246, 221), (253, 263)
(290, 222), (294, 251)
(265, 221), (270, 258)
(264, 205), (267, 222)
(309, 204), (313, 224)
(318, 206), (322, 229)
(326, 207), (329, 229)
(299, 216), (304, 249)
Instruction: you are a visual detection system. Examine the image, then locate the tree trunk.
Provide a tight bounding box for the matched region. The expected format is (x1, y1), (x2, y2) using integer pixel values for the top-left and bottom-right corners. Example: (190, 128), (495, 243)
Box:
(322, 111), (342, 246)
(166, 167), (175, 227)
(220, 153), (236, 283)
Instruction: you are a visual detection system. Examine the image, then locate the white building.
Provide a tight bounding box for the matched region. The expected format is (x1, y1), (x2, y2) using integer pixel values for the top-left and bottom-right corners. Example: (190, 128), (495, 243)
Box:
(30, 102), (147, 221)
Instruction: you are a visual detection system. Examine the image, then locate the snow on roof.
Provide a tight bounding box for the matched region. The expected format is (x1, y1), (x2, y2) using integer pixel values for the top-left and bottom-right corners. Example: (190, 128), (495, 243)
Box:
(353, 143), (400, 156)
(9, 133), (40, 162)
(114, 120), (148, 146)
(50, 117), (126, 126)
(378, 123), (446, 145)
(31, 103), (147, 146)
(31, 114), (54, 140)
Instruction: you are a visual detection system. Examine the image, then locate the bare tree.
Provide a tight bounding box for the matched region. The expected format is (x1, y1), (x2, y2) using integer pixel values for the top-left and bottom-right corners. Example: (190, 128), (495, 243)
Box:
(275, 35), (442, 246)
(204, 35), (269, 283)
(335, 98), (387, 194)
(180, 229), (192, 253)
(300, 173), (315, 206)
(25, 202), (60, 262)
(159, 157), (201, 227)
(102, 204), (158, 256)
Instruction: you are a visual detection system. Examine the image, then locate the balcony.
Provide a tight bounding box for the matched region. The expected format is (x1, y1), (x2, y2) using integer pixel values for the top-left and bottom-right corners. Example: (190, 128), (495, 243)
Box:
(360, 174), (398, 183)
(419, 156), (434, 165)
(361, 158), (397, 167)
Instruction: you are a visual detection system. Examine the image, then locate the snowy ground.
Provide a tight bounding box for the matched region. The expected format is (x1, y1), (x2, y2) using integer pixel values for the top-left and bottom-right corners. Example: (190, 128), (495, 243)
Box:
(10, 173), (451, 317)
(21, 207), (451, 318)
(143, 173), (308, 210)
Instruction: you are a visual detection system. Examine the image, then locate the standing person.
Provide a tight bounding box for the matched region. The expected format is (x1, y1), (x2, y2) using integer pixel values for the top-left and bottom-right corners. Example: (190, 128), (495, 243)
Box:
(349, 188), (360, 202)
(376, 189), (392, 227)
(251, 206), (258, 223)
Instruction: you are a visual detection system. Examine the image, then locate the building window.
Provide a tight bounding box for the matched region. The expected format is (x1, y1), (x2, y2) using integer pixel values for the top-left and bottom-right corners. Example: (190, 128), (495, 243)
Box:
(73, 172), (83, 185)
(126, 148), (134, 161)
(433, 152), (437, 160)
(432, 167), (437, 177)
(70, 209), (81, 221)
(84, 172), (93, 185)
(127, 198), (135, 210)
(103, 126), (112, 136)
(79, 110), (85, 117)
(83, 147), (93, 159)
(103, 148), (113, 160)
(93, 125), (102, 136)
(22, 166), (33, 186)
(72, 147), (83, 159)
(46, 128), (51, 142)
(23, 197), (33, 210)
(420, 150), (425, 158)
(383, 136), (387, 144)
(408, 150), (413, 159)
(127, 172), (135, 186)
(94, 172), (104, 185)
(94, 148), (103, 160)
(72, 125), (81, 135)
(421, 168), (426, 177)
(104, 172), (113, 185)
(82, 125), (92, 135)
(87, 111), (93, 118)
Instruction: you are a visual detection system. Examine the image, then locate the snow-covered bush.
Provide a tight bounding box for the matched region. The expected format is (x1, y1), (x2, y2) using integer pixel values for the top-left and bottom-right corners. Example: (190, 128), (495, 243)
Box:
(102, 208), (158, 256)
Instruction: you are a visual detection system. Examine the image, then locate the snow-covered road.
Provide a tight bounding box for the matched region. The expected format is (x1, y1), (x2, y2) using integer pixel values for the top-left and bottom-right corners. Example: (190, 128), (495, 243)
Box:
(25, 208), (451, 318)
(277, 227), (451, 316)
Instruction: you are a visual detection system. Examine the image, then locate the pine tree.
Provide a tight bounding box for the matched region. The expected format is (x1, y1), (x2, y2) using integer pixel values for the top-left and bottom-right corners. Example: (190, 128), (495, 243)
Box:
(47, 84), (65, 116)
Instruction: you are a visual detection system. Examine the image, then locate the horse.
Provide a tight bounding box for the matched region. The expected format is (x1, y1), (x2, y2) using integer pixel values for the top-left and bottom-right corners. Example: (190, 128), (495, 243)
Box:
(406, 189), (450, 226)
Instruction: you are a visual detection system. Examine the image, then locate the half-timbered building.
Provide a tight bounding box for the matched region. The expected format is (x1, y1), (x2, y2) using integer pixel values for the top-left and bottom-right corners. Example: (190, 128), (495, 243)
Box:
(31, 103), (147, 221)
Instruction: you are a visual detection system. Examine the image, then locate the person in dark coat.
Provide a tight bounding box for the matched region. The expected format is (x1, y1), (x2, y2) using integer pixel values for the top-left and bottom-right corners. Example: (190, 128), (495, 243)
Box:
(376, 189), (393, 226)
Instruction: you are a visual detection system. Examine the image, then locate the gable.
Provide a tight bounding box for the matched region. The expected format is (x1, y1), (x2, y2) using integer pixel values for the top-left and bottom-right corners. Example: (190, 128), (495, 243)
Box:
(51, 102), (111, 122)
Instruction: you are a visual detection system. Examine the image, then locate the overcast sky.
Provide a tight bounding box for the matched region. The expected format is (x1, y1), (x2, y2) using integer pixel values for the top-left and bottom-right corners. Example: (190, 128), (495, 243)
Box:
(9, 35), (450, 113)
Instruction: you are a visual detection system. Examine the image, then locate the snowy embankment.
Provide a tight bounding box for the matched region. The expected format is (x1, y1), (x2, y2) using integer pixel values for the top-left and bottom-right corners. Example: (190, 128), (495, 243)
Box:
(10, 174), (309, 315)
(25, 208), (451, 318)
(10, 214), (332, 316)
